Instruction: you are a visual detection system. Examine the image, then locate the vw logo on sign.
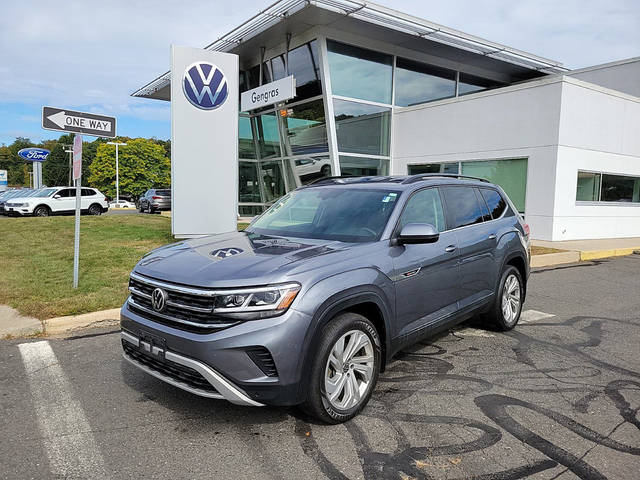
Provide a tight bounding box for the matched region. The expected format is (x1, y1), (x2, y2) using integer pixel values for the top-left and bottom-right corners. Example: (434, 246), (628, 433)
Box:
(182, 62), (228, 110)
(211, 248), (243, 259)
(151, 288), (168, 312)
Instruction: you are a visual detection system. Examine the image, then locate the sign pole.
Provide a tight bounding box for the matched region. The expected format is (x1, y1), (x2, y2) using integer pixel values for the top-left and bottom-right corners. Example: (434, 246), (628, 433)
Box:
(72, 135), (83, 289)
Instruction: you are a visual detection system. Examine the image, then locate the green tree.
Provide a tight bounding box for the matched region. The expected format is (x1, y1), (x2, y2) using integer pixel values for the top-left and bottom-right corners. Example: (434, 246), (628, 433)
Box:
(1, 137), (34, 186)
(42, 134), (73, 187)
(89, 137), (170, 200)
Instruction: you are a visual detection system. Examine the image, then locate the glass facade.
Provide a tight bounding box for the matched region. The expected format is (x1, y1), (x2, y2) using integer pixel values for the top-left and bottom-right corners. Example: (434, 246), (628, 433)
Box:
(334, 99), (390, 156)
(236, 37), (509, 215)
(326, 40), (393, 104)
(407, 158), (528, 213)
(339, 156), (389, 177)
(237, 39), (332, 215)
(576, 171), (640, 203)
(395, 58), (456, 107)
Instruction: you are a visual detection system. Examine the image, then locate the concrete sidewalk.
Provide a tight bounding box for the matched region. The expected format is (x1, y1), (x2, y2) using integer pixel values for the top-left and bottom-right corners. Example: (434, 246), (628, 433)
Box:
(1, 306), (120, 339)
(531, 236), (640, 267)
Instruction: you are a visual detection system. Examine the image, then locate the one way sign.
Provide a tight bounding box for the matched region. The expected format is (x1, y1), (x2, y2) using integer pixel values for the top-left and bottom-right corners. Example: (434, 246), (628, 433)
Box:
(42, 106), (116, 138)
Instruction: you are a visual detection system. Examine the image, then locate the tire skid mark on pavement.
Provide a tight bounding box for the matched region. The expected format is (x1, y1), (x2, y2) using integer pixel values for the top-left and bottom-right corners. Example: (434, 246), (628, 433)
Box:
(18, 340), (108, 479)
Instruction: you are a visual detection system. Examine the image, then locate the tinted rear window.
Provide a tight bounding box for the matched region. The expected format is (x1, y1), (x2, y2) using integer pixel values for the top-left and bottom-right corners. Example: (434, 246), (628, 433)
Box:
(480, 188), (507, 219)
(441, 186), (485, 229)
(156, 189), (171, 196)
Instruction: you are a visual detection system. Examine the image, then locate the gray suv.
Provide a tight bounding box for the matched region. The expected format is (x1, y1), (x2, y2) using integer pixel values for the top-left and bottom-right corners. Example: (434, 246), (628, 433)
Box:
(139, 188), (171, 213)
(121, 174), (530, 423)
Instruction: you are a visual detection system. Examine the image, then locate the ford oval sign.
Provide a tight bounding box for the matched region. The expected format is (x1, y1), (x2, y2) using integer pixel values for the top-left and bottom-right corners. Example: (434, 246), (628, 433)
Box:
(17, 148), (50, 162)
(182, 62), (228, 110)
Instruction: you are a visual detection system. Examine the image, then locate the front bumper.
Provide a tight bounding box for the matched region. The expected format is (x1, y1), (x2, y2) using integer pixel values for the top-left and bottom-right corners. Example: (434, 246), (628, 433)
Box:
(120, 300), (313, 406)
(5, 206), (32, 216)
(121, 330), (264, 406)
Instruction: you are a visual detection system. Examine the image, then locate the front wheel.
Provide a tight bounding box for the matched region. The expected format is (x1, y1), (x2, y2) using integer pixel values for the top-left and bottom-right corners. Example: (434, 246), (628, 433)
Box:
(34, 206), (50, 217)
(485, 265), (524, 331)
(302, 312), (381, 424)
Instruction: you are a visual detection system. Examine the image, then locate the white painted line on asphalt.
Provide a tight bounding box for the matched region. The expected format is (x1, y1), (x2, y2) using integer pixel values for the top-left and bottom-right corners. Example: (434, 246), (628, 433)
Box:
(18, 341), (108, 479)
(519, 309), (556, 324)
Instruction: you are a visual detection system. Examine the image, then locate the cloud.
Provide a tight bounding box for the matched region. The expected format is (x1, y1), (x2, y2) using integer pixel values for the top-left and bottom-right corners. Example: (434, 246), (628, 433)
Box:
(0, 0), (638, 143)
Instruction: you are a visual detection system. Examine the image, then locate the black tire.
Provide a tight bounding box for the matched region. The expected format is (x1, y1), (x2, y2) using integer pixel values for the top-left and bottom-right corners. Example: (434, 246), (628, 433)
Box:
(301, 312), (381, 424)
(139, 204), (144, 213)
(88, 204), (102, 216)
(485, 265), (524, 331)
(33, 205), (50, 217)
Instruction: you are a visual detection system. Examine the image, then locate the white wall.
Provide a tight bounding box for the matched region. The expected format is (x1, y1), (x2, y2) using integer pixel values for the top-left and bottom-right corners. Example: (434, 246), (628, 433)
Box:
(392, 78), (564, 240)
(568, 58), (640, 99)
(552, 80), (640, 240)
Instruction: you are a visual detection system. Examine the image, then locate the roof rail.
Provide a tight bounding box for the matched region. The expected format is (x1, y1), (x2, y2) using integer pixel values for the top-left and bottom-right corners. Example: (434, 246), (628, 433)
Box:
(307, 175), (396, 186)
(401, 173), (491, 184)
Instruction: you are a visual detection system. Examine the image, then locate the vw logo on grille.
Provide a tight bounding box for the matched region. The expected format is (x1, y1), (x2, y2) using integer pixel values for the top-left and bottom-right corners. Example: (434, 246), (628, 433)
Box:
(211, 247), (243, 259)
(151, 288), (168, 312)
(182, 61), (228, 110)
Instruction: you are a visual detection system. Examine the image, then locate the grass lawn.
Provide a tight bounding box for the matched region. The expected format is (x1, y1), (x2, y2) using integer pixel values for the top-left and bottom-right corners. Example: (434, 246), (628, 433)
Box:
(0, 215), (176, 319)
(0, 216), (254, 319)
(530, 245), (566, 256)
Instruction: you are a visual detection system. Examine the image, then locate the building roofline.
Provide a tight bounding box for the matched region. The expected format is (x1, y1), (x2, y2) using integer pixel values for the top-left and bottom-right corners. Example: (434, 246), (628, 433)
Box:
(568, 56), (640, 75)
(132, 0), (567, 99)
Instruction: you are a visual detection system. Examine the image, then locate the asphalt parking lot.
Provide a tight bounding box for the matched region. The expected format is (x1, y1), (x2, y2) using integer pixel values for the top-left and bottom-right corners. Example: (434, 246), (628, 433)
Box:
(1, 255), (639, 479)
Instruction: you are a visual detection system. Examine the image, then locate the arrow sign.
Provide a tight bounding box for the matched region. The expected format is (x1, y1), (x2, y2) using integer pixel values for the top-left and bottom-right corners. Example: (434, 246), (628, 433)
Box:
(42, 106), (116, 138)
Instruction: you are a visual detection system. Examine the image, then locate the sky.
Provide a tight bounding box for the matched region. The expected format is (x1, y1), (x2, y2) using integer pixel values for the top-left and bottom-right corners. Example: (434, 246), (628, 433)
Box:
(1, 0), (638, 146)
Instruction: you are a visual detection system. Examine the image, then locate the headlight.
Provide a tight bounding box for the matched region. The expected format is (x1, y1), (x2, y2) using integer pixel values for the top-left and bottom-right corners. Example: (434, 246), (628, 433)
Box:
(213, 283), (300, 320)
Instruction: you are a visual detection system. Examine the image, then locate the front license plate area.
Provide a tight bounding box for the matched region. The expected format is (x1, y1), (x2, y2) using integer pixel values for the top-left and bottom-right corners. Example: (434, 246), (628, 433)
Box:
(138, 330), (167, 360)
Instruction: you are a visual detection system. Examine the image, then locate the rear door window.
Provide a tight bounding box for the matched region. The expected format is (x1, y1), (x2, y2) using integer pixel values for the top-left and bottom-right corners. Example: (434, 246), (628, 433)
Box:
(399, 188), (445, 232)
(479, 188), (507, 219)
(441, 186), (485, 229)
(81, 189), (95, 196)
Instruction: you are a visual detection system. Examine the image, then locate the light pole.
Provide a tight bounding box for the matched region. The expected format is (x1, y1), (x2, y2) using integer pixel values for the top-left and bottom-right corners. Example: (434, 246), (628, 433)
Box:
(106, 141), (126, 203)
(64, 146), (73, 186)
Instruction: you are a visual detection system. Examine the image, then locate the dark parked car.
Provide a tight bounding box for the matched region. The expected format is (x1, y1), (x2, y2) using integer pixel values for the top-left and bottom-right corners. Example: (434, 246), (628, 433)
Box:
(121, 174), (530, 423)
(138, 189), (171, 213)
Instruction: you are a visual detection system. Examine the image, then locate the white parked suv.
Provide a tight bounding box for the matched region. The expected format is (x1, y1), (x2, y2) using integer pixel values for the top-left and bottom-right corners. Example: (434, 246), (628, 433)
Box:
(5, 186), (108, 217)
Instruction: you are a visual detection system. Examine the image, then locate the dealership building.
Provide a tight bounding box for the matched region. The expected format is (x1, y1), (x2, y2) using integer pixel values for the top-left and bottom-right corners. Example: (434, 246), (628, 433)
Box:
(133, 0), (640, 241)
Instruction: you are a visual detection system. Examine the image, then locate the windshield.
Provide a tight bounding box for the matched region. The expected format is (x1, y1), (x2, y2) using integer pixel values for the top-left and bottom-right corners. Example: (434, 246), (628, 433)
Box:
(247, 187), (401, 243)
(33, 188), (57, 198)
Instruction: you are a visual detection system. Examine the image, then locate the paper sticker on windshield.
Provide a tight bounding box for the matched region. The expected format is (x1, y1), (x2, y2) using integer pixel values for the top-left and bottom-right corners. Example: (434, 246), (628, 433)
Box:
(382, 193), (398, 203)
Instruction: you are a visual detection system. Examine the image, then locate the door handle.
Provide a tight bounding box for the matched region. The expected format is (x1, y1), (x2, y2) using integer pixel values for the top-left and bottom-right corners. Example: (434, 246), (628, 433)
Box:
(488, 233), (497, 240)
(445, 245), (457, 253)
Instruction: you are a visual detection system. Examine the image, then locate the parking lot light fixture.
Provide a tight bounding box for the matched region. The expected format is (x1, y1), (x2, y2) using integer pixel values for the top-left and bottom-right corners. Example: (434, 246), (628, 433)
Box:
(106, 142), (127, 203)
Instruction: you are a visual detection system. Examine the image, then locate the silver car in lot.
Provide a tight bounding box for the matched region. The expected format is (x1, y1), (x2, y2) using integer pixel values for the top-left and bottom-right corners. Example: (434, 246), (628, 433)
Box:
(138, 189), (171, 213)
(121, 174), (530, 423)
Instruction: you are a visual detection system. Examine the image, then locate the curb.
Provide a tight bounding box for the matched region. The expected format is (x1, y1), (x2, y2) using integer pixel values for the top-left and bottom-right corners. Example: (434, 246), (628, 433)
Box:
(44, 308), (121, 336)
(530, 251), (580, 268)
(580, 247), (640, 261)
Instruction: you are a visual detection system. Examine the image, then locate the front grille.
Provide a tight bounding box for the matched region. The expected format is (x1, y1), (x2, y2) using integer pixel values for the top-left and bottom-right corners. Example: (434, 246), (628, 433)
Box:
(246, 347), (278, 377)
(128, 275), (238, 333)
(122, 341), (217, 393)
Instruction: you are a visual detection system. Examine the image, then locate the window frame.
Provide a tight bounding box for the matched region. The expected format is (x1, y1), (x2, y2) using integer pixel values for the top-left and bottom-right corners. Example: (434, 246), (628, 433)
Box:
(576, 169), (640, 206)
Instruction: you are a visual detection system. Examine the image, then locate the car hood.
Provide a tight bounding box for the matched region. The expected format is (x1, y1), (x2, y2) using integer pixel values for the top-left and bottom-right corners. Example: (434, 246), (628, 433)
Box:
(133, 231), (356, 288)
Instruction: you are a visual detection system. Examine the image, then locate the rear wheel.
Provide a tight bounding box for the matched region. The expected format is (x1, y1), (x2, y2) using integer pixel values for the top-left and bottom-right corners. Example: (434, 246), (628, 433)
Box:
(485, 265), (523, 331)
(88, 204), (102, 216)
(302, 312), (381, 424)
(34, 206), (50, 217)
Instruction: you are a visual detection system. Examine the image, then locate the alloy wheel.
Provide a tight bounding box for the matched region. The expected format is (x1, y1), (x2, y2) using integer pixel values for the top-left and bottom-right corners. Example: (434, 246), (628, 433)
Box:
(501, 274), (521, 324)
(323, 329), (374, 410)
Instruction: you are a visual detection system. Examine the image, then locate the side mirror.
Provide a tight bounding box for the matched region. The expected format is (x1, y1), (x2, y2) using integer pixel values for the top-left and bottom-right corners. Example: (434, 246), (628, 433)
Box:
(53, 194), (61, 199)
(397, 223), (439, 245)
